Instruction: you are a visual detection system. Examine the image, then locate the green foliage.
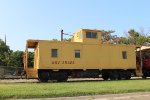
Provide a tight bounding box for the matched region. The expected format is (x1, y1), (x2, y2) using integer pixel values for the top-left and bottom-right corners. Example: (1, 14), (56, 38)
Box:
(8, 51), (34, 68)
(127, 29), (149, 45)
(63, 38), (71, 42)
(136, 35), (148, 45)
(0, 38), (34, 67)
(28, 52), (34, 67)
(101, 30), (115, 43)
(0, 39), (12, 66)
(117, 37), (129, 44)
(115, 29), (150, 45)
(52, 38), (71, 42)
(1, 80), (150, 99)
(8, 51), (24, 67)
(52, 39), (58, 41)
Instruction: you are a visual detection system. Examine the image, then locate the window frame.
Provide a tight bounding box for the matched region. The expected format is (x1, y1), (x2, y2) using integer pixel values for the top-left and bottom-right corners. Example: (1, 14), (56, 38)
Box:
(75, 50), (80, 58)
(92, 32), (98, 38)
(86, 32), (97, 39)
(51, 49), (58, 58)
(122, 51), (127, 59)
(86, 32), (92, 38)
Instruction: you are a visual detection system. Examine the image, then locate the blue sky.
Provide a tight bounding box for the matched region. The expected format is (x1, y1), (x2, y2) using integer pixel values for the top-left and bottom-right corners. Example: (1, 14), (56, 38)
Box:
(0, 0), (150, 51)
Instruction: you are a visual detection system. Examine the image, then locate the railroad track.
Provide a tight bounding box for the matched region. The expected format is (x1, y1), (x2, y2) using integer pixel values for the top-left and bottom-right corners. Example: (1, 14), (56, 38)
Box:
(0, 77), (149, 83)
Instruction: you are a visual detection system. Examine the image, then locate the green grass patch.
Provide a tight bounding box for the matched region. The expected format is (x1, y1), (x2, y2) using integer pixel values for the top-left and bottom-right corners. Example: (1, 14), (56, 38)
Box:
(1, 80), (150, 99)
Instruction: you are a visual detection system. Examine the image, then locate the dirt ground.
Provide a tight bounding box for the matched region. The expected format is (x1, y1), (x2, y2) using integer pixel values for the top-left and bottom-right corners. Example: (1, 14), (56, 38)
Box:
(14, 92), (150, 100)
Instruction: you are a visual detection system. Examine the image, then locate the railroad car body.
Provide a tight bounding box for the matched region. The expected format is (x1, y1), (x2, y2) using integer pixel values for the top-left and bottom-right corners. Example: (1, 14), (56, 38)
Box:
(24, 29), (138, 82)
(138, 46), (150, 78)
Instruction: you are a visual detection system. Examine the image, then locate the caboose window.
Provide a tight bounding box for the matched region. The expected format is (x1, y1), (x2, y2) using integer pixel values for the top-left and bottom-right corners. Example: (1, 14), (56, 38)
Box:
(86, 32), (97, 38)
(75, 50), (80, 58)
(51, 49), (58, 57)
(122, 51), (127, 59)
(92, 32), (97, 38)
(86, 32), (91, 38)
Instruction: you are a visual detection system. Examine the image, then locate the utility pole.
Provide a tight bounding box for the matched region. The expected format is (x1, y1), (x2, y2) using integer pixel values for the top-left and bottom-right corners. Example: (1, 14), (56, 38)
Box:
(61, 30), (64, 41)
(61, 29), (73, 41)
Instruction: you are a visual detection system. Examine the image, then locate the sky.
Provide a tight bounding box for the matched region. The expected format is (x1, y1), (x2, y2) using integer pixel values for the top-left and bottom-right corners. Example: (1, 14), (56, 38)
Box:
(0, 0), (150, 51)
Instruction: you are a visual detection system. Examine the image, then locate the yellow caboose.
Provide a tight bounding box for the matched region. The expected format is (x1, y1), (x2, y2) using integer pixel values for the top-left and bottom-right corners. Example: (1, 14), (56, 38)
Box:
(24, 29), (137, 82)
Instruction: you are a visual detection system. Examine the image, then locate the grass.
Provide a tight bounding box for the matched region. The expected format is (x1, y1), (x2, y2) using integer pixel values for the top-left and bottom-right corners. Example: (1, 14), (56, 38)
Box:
(1, 80), (150, 99)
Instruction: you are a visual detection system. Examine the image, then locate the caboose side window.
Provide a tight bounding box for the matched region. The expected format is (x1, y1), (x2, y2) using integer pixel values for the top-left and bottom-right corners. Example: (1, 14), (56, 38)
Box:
(92, 32), (97, 38)
(51, 49), (58, 57)
(86, 32), (91, 38)
(122, 51), (127, 59)
(75, 50), (80, 58)
(86, 32), (97, 38)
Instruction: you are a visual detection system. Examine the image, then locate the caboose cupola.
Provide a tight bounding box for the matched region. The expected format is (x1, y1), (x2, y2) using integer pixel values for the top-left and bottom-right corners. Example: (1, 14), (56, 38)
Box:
(72, 29), (102, 44)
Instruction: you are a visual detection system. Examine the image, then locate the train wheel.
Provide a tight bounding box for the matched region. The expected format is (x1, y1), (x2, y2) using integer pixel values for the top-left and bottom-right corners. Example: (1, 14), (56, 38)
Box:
(142, 69), (147, 79)
(142, 75), (146, 79)
(102, 72), (109, 80)
(38, 71), (49, 82)
(110, 76), (116, 80)
(142, 73), (147, 79)
(109, 71), (118, 80)
(57, 73), (68, 82)
(117, 73), (122, 80)
(125, 71), (131, 80)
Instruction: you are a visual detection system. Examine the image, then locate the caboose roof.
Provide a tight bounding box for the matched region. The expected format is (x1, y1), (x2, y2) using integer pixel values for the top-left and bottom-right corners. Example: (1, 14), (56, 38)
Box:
(81, 28), (102, 32)
(26, 39), (39, 48)
(141, 46), (150, 52)
(137, 46), (150, 52)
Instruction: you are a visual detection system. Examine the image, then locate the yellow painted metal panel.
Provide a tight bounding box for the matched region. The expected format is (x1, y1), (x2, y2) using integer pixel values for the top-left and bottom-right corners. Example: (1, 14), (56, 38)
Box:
(36, 41), (136, 70)
(26, 68), (38, 78)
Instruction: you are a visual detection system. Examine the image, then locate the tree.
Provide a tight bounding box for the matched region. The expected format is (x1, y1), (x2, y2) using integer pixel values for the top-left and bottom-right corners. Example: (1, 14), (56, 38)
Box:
(128, 29), (139, 45)
(117, 37), (129, 44)
(127, 29), (149, 45)
(101, 29), (150, 45)
(52, 39), (58, 41)
(0, 38), (12, 66)
(27, 52), (34, 67)
(8, 51), (24, 67)
(101, 30), (115, 44)
(8, 51), (34, 68)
